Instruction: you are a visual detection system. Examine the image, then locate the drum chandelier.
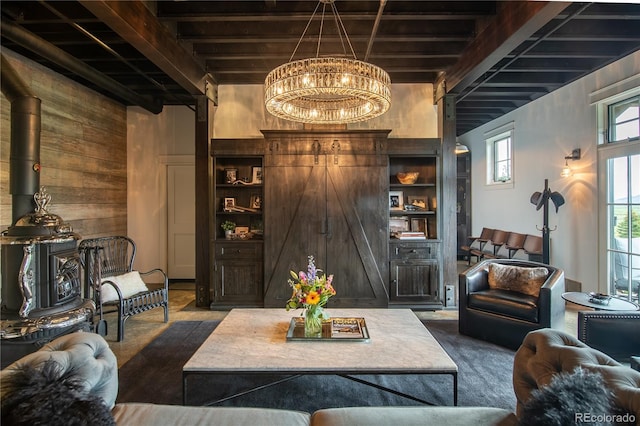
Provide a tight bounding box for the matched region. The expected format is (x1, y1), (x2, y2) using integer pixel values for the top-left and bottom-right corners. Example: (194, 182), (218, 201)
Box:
(264, 0), (391, 124)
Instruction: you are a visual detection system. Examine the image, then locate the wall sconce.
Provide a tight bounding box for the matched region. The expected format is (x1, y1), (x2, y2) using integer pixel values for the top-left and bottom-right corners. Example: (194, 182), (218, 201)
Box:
(455, 142), (469, 155)
(560, 148), (581, 177)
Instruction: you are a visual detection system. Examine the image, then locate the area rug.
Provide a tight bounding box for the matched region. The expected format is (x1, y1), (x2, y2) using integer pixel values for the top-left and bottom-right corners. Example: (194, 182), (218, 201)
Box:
(117, 319), (516, 412)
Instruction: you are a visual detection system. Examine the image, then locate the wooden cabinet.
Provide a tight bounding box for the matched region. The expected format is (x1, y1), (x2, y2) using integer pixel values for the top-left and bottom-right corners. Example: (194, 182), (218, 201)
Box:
(213, 242), (263, 306)
(211, 140), (264, 308)
(208, 133), (444, 309)
(389, 241), (440, 306)
(388, 140), (443, 309)
(262, 130), (390, 308)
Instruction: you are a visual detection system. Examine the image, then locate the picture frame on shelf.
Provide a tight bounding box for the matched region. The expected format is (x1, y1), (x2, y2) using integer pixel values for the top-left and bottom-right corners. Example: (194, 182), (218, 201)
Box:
(223, 197), (236, 211)
(252, 166), (263, 184)
(389, 191), (404, 210)
(390, 217), (409, 233)
(224, 168), (238, 184)
(407, 196), (427, 210)
(250, 194), (262, 210)
(411, 218), (428, 237)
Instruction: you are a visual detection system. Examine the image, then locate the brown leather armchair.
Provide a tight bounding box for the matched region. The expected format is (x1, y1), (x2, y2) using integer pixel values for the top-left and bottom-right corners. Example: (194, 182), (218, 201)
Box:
(459, 259), (565, 350)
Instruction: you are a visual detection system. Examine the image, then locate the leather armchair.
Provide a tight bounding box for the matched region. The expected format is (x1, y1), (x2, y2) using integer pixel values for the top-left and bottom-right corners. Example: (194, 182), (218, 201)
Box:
(578, 310), (640, 362)
(459, 259), (565, 350)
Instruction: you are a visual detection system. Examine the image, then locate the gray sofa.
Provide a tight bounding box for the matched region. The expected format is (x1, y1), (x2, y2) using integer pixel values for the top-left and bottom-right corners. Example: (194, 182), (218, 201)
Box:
(2, 329), (639, 426)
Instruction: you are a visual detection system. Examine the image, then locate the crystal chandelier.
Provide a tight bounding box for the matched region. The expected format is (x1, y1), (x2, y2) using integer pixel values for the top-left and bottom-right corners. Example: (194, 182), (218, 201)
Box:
(264, 0), (391, 124)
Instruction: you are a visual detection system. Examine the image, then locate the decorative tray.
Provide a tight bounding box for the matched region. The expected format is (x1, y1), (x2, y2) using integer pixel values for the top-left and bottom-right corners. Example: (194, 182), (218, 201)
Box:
(588, 292), (611, 305)
(286, 317), (370, 342)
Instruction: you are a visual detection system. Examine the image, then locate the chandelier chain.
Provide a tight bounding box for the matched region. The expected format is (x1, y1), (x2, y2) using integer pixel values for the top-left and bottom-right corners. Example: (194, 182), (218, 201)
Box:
(289, 1), (323, 62)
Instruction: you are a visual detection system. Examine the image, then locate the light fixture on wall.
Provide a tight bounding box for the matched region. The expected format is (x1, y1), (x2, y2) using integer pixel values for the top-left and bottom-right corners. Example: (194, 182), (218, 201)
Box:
(264, 0), (391, 124)
(455, 142), (469, 155)
(560, 148), (581, 178)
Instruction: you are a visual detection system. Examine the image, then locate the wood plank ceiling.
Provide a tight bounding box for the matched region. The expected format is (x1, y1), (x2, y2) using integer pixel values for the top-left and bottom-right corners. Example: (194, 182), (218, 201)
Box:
(2, 1), (640, 136)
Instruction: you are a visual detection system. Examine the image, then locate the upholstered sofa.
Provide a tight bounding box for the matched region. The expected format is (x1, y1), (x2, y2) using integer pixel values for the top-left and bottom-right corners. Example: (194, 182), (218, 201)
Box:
(2, 330), (639, 426)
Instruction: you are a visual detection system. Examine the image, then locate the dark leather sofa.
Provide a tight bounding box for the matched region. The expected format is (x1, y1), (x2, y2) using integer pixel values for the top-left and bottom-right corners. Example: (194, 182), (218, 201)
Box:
(578, 310), (640, 362)
(459, 259), (565, 350)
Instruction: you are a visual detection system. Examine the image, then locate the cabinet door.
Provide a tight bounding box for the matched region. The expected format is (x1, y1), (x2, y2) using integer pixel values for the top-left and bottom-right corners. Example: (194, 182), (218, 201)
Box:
(390, 259), (438, 302)
(213, 259), (263, 306)
(263, 147), (327, 305)
(213, 242), (263, 306)
(263, 139), (388, 308)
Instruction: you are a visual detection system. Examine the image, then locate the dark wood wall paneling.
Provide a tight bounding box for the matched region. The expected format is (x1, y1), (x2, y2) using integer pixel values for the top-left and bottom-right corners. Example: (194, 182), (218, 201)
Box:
(0, 50), (127, 239)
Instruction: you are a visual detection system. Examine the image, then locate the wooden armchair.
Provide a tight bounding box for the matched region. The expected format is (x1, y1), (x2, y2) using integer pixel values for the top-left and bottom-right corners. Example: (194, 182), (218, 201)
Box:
(79, 236), (169, 341)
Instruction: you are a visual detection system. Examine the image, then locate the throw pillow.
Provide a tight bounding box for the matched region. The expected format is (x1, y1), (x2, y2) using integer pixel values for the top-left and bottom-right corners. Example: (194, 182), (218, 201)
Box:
(488, 263), (548, 297)
(1, 358), (115, 426)
(100, 271), (148, 303)
(519, 367), (614, 426)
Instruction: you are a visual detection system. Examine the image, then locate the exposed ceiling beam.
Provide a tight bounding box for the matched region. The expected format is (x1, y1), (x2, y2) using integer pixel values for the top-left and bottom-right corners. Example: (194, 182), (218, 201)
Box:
(79, 0), (217, 103)
(0, 17), (163, 114)
(437, 1), (571, 97)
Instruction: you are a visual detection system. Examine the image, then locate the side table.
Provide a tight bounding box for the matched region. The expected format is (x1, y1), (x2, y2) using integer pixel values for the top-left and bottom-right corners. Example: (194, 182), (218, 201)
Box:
(561, 292), (639, 311)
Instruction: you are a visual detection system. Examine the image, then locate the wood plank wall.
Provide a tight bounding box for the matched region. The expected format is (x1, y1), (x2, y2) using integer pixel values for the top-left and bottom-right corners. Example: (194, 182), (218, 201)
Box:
(0, 49), (127, 239)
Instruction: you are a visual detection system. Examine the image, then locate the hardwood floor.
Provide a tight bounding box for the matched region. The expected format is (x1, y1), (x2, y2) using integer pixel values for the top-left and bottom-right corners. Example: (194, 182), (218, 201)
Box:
(104, 262), (580, 368)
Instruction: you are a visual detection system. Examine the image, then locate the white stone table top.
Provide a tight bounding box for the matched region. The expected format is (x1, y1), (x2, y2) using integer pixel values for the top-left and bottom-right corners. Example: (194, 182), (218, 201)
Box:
(183, 308), (457, 374)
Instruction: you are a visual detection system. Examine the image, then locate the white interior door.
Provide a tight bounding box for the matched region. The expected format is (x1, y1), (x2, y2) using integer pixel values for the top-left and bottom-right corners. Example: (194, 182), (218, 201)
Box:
(168, 164), (195, 279)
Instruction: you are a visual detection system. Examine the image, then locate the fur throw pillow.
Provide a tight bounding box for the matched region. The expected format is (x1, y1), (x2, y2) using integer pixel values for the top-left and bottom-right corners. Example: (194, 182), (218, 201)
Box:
(488, 263), (549, 297)
(519, 367), (615, 426)
(1, 358), (115, 426)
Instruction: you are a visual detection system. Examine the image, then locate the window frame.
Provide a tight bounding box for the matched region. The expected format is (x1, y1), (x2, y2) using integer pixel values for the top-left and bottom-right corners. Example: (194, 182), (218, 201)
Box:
(608, 95), (640, 143)
(484, 122), (514, 188)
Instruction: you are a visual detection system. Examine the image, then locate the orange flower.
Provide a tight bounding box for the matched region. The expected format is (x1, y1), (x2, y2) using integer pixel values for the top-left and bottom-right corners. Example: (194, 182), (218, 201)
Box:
(305, 291), (320, 305)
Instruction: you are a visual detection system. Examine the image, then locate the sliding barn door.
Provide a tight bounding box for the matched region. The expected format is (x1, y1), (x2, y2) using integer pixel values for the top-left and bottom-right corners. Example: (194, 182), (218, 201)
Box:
(263, 136), (388, 308)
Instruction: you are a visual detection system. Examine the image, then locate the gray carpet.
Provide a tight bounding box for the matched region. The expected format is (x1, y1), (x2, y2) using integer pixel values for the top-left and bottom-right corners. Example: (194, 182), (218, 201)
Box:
(117, 320), (516, 412)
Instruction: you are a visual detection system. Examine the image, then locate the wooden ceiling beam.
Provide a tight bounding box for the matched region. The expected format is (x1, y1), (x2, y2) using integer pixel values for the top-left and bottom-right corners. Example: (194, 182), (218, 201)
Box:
(437, 1), (571, 98)
(79, 0), (217, 103)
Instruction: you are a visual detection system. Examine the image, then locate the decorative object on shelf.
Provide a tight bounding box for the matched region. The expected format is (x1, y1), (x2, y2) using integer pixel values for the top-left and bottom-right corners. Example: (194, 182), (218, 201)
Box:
(223, 197), (236, 212)
(250, 194), (262, 210)
(251, 166), (263, 184)
(221, 220), (236, 239)
(396, 172), (419, 185)
(264, 0), (391, 124)
(224, 168), (238, 184)
(389, 191), (404, 210)
(407, 196), (427, 210)
(285, 255), (336, 338)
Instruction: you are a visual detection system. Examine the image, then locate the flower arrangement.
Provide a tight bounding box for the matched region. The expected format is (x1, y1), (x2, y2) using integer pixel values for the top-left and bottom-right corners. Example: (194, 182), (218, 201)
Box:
(285, 255), (336, 336)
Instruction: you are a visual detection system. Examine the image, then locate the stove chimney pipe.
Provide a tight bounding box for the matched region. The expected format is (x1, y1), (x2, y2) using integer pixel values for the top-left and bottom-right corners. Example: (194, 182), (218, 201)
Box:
(1, 54), (41, 224)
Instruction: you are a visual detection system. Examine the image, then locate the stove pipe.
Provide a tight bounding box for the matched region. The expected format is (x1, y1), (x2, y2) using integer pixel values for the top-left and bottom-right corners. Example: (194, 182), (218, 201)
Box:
(1, 54), (41, 224)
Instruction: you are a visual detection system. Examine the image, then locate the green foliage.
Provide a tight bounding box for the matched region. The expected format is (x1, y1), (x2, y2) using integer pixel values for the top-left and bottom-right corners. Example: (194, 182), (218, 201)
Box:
(616, 210), (640, 238)
(221, 220), (236, 231)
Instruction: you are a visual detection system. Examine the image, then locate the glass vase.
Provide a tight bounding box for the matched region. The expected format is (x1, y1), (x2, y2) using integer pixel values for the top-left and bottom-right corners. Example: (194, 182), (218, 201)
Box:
(304, 307), (322, 338)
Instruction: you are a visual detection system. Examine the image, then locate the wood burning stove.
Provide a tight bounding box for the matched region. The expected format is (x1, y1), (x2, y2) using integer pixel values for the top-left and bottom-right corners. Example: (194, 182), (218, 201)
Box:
(0, 55), (94, 368)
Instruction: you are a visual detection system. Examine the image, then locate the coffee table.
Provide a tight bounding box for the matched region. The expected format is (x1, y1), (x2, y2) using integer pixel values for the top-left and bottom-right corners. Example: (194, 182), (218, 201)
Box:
(562, 292), (639, 311)
(183, 308), (458, 407)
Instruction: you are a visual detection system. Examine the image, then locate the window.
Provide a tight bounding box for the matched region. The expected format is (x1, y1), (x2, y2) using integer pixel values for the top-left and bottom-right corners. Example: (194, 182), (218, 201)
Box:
(597, 91), (640, 302)
(485, 123), (514, 187)
(608, 96), (639, 143)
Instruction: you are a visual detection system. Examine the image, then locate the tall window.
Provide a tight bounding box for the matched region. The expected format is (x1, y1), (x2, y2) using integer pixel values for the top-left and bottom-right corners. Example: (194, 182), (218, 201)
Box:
(598, 94), (640, 302)
(485, 124), (514, 187)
